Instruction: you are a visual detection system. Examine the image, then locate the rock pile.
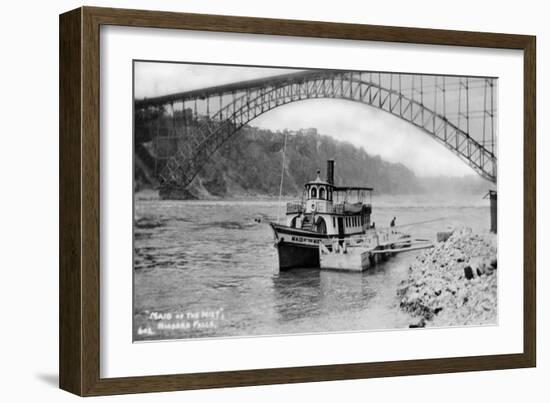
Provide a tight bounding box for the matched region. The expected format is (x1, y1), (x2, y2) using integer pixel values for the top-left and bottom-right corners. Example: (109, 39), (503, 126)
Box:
(397, 227), (497, 328)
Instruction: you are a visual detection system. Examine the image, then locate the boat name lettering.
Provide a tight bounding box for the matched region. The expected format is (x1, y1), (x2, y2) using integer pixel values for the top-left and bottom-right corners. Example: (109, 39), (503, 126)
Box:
(291, 236), (320, 244)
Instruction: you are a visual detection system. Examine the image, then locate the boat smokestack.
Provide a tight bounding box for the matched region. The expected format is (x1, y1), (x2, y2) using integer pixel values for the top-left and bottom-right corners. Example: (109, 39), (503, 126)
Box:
(327, 159), (335, 185)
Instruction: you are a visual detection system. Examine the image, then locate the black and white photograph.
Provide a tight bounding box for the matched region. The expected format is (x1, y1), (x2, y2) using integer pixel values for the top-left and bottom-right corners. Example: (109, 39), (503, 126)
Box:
(133, 61), (498, 341)
(2, 0), (544, 399)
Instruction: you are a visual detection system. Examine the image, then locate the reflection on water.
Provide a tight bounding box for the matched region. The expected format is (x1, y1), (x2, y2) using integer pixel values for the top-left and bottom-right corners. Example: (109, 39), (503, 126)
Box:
(133, 196), (490, 341)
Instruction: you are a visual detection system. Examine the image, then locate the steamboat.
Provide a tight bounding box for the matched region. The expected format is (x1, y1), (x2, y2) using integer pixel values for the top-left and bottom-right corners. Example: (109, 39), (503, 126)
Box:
(270, 160), (375, 270)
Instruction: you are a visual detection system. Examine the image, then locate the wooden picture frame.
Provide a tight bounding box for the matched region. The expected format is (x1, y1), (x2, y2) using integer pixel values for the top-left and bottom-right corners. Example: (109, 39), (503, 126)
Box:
(59, 6), (536, 396)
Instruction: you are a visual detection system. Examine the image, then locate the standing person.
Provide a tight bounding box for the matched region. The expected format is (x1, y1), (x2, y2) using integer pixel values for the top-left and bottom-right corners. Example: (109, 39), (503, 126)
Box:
(294, 212), (304, 229)
(390, 217), (396, 227)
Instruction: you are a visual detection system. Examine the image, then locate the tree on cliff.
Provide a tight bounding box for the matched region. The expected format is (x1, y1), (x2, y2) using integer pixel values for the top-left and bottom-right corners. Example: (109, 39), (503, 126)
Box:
(178, 127), (421, 197)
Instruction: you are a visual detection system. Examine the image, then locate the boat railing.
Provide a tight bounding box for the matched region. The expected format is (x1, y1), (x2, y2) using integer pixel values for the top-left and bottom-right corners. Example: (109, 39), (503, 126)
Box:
(330, 202), (372, 215)
(286, 202), (346, 215)
(286, 201), (373, 215)
(331, 204), (345, 215)
(286, 202), (304, 214)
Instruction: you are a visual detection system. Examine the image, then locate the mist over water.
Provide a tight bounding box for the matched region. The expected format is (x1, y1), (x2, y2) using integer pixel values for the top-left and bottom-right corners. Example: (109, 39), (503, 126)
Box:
(133, 195), (491, 341)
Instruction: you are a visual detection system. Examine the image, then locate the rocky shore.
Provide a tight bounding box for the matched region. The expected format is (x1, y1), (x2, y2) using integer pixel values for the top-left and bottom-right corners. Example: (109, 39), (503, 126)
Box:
(397, 228), (497, 328)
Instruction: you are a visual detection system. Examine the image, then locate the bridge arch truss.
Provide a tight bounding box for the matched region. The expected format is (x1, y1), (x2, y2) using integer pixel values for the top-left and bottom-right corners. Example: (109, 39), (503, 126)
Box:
(135, 70), (497, 188)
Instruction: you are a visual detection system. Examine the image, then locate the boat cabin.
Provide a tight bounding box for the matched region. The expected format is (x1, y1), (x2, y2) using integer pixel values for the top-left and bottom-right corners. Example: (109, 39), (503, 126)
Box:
(286, 160), (373, 236)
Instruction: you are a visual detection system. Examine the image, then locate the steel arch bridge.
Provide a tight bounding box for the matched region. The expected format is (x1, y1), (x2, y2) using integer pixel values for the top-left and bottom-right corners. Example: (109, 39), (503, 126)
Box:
(135, 69), (497, 189)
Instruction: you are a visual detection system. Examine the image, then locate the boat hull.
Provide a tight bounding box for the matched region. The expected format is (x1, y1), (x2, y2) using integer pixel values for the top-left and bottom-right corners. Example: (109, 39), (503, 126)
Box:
(277, 241), (320, 270)
(270, 223), (331, 270)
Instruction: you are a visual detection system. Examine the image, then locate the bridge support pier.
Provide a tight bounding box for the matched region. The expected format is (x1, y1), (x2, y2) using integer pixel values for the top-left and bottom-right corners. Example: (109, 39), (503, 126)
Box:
(159, 184), (197, 200)
(489, 190), (497, 233)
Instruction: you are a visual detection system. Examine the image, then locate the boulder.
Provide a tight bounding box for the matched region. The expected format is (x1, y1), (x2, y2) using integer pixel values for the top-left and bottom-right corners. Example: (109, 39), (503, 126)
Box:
(464, 266), (474, 280)
(409, 318), (426, 328)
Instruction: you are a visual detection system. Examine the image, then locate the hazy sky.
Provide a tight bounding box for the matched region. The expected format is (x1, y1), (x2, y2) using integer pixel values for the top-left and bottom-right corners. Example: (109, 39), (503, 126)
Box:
(135, 61), (477, 177)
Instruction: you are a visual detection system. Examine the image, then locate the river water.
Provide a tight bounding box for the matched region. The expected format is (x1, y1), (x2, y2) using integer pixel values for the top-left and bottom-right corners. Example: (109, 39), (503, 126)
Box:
(133, 194), (491, 341)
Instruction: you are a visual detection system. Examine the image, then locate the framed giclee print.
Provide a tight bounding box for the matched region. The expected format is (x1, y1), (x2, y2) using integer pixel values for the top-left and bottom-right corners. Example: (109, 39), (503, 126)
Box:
(59, 6), (536, 396)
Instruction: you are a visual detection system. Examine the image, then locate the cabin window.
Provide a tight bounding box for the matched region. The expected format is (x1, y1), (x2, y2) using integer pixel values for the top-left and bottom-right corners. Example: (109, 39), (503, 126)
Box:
(319, 187), (325, 200)
(332, 217), (336, 227)
(311, 187), (317, 198)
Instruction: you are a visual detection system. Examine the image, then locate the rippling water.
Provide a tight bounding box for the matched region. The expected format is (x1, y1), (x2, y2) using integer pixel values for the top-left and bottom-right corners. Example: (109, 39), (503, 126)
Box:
(133, 195), (491, 341)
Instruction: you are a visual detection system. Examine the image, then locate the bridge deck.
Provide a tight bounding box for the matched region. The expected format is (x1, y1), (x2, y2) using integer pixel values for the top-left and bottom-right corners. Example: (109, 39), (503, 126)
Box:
(135, 69), (343, 108)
